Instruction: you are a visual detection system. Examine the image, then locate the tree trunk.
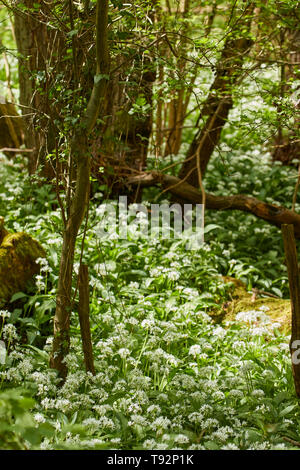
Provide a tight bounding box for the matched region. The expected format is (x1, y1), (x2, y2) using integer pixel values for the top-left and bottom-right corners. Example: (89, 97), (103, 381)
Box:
(78, 264), (95, 375)
(164, 0), (190, 157)
(281, 224), (300, 397)
(272, 27), (300, 165)
(178, 2), (254, 186)
(50, 0), (109, 380)
(0, 99), (24, 156)
(13, 0), (62, 177)
(91, 50), (155, 202)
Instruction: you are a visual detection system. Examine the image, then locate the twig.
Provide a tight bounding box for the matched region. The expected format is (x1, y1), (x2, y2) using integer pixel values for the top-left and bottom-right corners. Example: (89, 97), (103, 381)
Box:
(283, 436), (300, 448)
(251, 287), (281, 299)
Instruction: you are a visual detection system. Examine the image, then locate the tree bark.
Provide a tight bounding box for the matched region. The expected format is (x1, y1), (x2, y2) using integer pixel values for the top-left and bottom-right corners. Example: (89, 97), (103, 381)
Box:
(90, 51), (155, 203)
(272, 27), (300, 165)
(164, 0), (190, 157)
(281, 224), (300, 397)
(78, 264), (95, 375)
(0, 99), (24, 155)
(13, 0), (63, 177)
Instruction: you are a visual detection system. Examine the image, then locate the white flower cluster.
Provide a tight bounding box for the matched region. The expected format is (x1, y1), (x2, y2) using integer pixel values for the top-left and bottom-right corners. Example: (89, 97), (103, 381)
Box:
(0, 310), (10, 319)
(2, 324), (18, 341)
(235, 307), (282, 336)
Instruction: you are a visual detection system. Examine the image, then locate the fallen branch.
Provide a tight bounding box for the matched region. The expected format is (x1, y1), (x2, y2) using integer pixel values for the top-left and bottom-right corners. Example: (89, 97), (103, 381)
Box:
(251, 288), (281, 300)
(282, 436), (300, 448)
(127, 171), (300, 238)
(0, 147), (34, 153)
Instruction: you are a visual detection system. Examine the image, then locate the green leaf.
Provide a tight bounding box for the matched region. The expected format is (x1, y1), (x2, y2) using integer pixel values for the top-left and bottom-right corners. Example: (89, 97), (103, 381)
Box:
(271, 287), (282, 298)
(205, 441), (220, 450)
(279, 404), (297, 417)
(67, 29), (78, 37)
(94, 73), (109, 84)
(10, 292), (27, 303)
(22, 344), (49, 362)
(27, 330), (38, 344)
(204, 224), (221, 234)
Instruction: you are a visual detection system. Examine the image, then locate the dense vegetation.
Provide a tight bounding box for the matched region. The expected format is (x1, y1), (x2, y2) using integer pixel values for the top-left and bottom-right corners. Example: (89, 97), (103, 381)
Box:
(0, 155), (299, 450)
(0, 0), (300, 451)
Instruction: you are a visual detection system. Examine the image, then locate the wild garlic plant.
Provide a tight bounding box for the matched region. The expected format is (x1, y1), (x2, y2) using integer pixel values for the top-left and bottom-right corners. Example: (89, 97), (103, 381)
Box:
(0, 158), (299, 450)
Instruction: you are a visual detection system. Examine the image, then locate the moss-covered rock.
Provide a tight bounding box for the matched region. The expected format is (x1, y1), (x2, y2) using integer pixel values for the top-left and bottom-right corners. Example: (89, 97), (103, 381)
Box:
(220, 276), (291, 334)
(0, 218), (45, 305)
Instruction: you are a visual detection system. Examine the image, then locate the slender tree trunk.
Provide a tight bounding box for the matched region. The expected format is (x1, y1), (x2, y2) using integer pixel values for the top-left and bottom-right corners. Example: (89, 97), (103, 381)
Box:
(91, 5), (157, 202)
(164, 0), (190, 157)
(272, 28), (300, 165)
(155, 62), (164, 157)
(178, 2), (254, 186)
(282, 224), (300, 397)
(78, 264), (95, 375)
(204, 1), (217, 36)
(50, 0), (109, 380)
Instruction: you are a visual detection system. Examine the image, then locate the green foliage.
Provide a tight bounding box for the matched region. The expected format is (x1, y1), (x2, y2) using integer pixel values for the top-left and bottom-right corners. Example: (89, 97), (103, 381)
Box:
(1, 0), (300, 452)
(0, 158), (299, 450)
(0, 388), (55, 449)
(204, 149), (297, 297)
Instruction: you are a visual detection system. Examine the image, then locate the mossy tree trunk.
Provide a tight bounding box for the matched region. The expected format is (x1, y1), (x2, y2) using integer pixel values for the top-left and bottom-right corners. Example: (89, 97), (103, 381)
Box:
(50, 0), (109, 380)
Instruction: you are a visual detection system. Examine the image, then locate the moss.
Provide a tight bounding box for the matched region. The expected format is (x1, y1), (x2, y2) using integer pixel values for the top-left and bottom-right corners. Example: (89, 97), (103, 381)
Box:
(0, 226), (45, 305)
(0, 216), (8, 244)
(213, 276), (291, 334)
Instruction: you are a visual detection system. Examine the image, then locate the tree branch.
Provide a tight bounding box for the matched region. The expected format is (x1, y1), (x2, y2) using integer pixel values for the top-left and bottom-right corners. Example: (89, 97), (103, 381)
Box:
(127, 171), (300, 238)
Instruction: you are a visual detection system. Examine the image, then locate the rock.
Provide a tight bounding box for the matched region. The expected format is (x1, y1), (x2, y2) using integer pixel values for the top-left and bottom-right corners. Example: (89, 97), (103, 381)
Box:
(220, 276), (291, 334)
(0, 217), (45, 305)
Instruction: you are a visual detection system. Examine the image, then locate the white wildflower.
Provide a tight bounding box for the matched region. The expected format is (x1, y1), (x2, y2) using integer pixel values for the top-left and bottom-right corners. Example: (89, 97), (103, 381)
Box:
(188, 344), (201, 357)
(251, 389), (265, 398)
(151, 416), (171, 431)
(118, 348), (131, 358)
(259, 305), (270, 312)
(212, 390), (225, 401)
(166, 270), (180, 281)
(0, 310), (10, 319)
(34, 413), (46, 424)
(212, 326), (226, 338)
(174, 434), (189, 444)
(2, 324), (18, 341)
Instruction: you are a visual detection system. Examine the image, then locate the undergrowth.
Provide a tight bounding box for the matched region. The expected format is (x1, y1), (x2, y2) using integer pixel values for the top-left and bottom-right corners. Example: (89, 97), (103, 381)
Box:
(0, 155), (299, 450)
